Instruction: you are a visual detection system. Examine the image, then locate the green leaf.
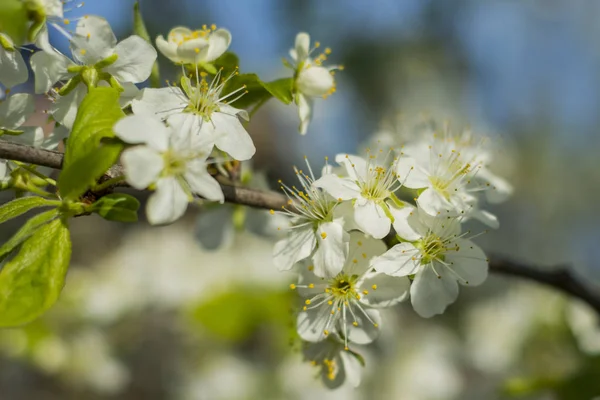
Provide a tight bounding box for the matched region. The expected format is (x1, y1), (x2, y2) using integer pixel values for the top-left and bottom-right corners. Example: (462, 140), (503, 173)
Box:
(0, 197), (59, 225)
(262, 77), (294, 104)
(0, 209), (60, 262)
(223, 73), (270, 110)
(58, 87), (125, 200)
(0, 0), (28, 46)
(0, 218), (71, 327)
(213, 52), (240, 75)
(133, 1), (160, 88)
(91, 193), (140, 222)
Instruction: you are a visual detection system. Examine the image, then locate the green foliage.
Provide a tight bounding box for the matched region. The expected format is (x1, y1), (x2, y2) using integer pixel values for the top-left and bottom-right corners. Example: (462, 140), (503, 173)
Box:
(0, 197), (59, 224)
(0, 0), (28, 45)
(91, 193), (140, 222)
(133, 1), (160, 88)
(214, 52), (240, 75)
(0, 209), (59, 262)
(223, 74), (294, 110)
(262, 78), (294, 104)
(58, 87), (125, 200)
(0, 218), (71, 327)
(191, 288), (293, 343)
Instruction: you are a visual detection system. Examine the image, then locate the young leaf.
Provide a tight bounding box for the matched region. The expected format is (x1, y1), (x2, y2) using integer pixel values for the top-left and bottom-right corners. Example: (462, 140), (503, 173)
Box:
(0, 197), (59, 225)
(58, 87), (125, 200)
(0, 209), (60, 262)
(262, 77), (294, 105)
(0, 217), (71, 327)
(133, 1), (160, 88)
(92, 193), (140, 222)
(223, 73), (270, 110)
(214, 52), (240, 75)
(0, 0), (28, 45)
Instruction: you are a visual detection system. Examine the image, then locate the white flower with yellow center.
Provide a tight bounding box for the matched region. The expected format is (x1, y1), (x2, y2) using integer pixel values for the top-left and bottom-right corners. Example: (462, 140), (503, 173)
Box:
(30, 15), (156, 128)
(302, 337), (363, 389)
(396, 131), (501, 227)
(132, 69), (255, 161)
(113, 114), (223, 225)
(314, 151), (405, 239)
(286, 32), (341, 135)
(155, 25), (231, 66)
(294, 233), (410, 347)
(371, 206), (489, 318)
(272, 158), (349, 278)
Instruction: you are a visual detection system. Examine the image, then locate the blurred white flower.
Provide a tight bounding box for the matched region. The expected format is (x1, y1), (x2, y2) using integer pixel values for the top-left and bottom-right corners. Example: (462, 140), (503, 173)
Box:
(156, 25), (231, 65)
(567, 300), (600, 355)
(302, 337), (363, 389)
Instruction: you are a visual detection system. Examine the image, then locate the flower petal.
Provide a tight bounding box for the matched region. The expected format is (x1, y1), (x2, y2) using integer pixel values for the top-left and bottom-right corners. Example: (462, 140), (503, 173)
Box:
(146, 176), (189, 225)
(396, 157), (430, 188)
(296, 93), (312, 135)
(370, 242), (420, 276)
(106, 35), (157, 83)
(30, 50), (73, 94)
(334, 153), (368, 181)
(155, 35), (180, 63)
(353, 199), (390, 239)
(297, 66), (334, 97)
(0, 37), (28, 88)
(389, 204), (423, 241)
(344, 231), (387, 276)
(121, 146), (163, 189)
(184, 160), (224, 202)
(132, 87), (186, 118)
(0, 93), (34, 129)
(71, 16), (117, 64)
(312, 221), (349, 278)
(410, 263), (459, 318)
(445, 239), (488, 286)
(273, 225), (317, 271)
(297, 307), (329, 342)
(294, 32), (310, 62)
(417, 187), (453, 217)
(344, 307), (381, 344)
(50, 84), (87, 129)
(359, 271), (410, 308)
(113, 115), (171, 152)
(175, 37), (209, 64)
(211, 111), (256, 161)
(204, 29), (231, 62)
(339, 350), (362, 388)
(313, 174), (360, 201)
(8, 126), (45, 147)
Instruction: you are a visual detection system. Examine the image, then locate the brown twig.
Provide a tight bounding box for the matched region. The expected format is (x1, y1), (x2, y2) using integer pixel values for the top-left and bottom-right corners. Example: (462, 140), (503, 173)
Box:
(1, 141), (599, 313)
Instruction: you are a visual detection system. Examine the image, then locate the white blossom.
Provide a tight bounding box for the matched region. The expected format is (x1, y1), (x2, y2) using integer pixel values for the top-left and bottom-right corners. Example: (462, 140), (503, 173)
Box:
(294, 233), (410, 346)
(113, 114), (223, 225)
(371, 206), (488, 317)
(132, 70), (254, 161)
(272, 158), (349, 278)
(286, 32), (340, 135)
(0, 34), (28, 88)
(314, 152), (405, 239)
(156, 25), (231, 66)
(30, 15), (156, 128)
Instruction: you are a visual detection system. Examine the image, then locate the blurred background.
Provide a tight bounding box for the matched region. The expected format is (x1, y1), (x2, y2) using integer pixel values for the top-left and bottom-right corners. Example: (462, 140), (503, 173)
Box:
(2, 0), (600, 398)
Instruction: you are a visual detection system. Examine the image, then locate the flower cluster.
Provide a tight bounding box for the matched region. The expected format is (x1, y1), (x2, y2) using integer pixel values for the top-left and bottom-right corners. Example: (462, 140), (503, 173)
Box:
(273, 127), (511, 387)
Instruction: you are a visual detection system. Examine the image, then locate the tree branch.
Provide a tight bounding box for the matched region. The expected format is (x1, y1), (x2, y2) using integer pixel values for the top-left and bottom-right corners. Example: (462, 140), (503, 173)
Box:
(1, 141), (599, 313)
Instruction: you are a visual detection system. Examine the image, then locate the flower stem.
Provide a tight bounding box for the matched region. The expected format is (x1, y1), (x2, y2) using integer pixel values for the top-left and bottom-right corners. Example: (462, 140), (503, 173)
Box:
(12, 161), (57, 187)
(92, 175), (125, 192)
